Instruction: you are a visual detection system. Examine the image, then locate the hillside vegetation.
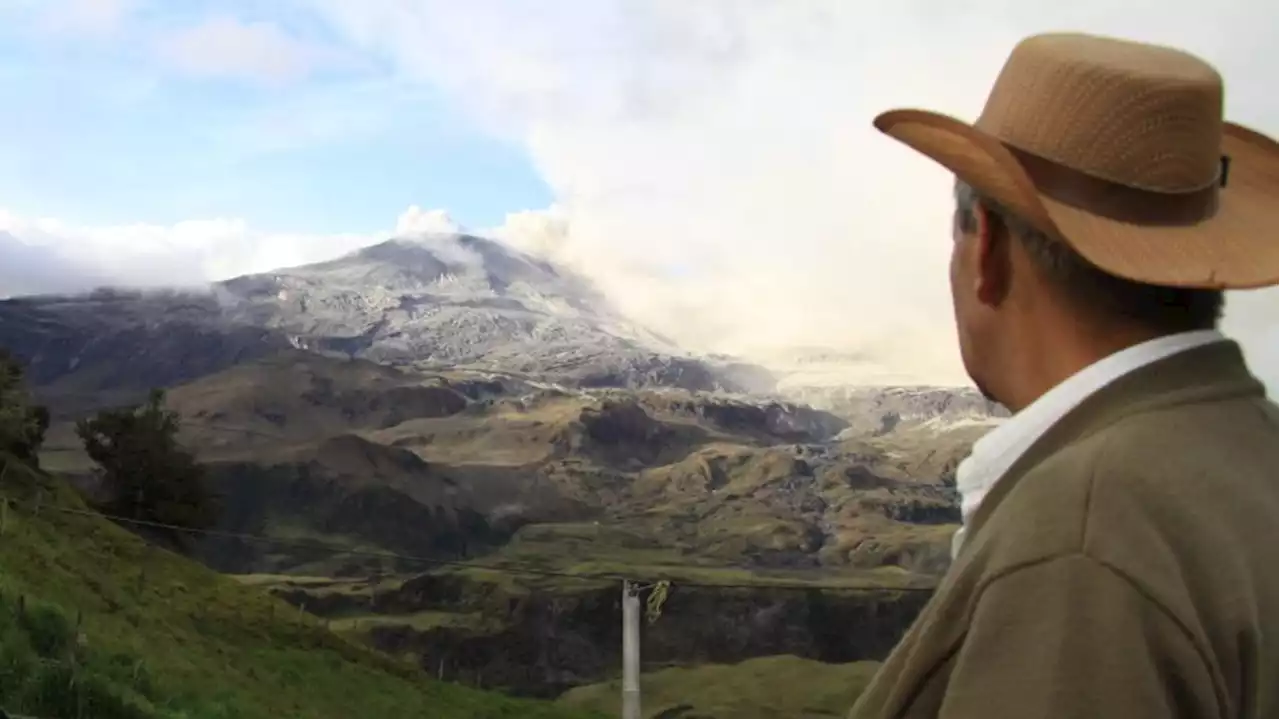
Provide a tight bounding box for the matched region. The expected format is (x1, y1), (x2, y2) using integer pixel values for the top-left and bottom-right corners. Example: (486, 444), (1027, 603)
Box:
(0, 453), (598, 719)
(26, 350), (961, 702)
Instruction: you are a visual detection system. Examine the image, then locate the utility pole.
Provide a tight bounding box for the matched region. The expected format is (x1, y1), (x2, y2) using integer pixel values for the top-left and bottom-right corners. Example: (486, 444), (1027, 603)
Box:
(621, 579), (642, 719)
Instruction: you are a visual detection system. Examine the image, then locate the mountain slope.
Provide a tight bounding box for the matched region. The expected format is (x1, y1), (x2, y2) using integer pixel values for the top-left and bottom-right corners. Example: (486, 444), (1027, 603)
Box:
(0, 288), (290, 417)
(0, 454), (599, 719)
(0, 234), (763, 418)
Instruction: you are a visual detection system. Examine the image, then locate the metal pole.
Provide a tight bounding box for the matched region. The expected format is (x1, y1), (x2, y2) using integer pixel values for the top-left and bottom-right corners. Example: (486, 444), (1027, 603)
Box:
(621, 580), (642, 719)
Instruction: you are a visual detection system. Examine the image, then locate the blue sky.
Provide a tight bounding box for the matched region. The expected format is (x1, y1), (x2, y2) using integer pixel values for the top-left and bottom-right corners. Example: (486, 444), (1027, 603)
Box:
(0, 1), (552, 234)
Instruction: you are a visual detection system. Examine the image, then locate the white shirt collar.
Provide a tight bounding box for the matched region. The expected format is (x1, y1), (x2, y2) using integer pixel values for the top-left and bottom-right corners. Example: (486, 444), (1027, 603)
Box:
(951, 329), (1227, 560)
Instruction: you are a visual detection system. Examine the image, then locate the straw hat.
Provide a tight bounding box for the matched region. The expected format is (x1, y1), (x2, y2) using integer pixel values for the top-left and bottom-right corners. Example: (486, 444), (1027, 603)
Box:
(874, 32), (1278, 289)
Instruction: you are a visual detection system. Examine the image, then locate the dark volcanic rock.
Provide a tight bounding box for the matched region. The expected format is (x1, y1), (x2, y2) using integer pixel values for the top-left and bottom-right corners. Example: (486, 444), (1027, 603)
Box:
(865, 494), (961, 524)
(579, 400), (670, 446)
(636, 392), (849, 444)
(694, 399), (846, 442)
(572, 400), (694, 468)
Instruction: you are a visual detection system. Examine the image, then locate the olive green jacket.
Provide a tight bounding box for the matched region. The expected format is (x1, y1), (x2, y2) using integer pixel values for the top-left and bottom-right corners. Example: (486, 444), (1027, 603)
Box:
(850, 340), (1278, 719)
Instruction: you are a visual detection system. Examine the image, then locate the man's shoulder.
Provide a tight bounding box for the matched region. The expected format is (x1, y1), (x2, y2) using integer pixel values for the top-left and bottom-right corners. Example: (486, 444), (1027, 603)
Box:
(999, 390), (1276, 527)
(1094, 389), (1277, 465)
(1080, 391), (1277, 535)
(972, 391), (1277, 598)
(1079, 394), (1277, 592)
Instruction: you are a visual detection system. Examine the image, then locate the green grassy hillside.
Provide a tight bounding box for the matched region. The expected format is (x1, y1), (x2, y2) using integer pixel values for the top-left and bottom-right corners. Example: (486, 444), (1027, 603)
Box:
(0, 455), (599, 719)
(558, 654), (880, 718)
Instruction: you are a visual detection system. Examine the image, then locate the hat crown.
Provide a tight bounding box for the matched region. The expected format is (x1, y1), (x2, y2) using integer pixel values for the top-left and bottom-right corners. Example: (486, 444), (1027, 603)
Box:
(976, 33), (1225, 193)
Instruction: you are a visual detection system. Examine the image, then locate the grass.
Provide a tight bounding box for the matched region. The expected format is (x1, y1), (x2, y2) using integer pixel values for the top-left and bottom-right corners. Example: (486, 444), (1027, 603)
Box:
(0, 591), (165, 718)
(0, 454), (600, 719)
(558, 654), (882, 719)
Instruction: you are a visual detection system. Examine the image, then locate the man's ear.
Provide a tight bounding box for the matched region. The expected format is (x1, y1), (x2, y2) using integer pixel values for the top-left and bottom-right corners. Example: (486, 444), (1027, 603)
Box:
(971, 204), (1012, 307)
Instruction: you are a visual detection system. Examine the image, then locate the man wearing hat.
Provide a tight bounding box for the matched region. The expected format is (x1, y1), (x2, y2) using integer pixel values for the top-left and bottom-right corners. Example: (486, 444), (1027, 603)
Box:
(851, 32), (1277, 719)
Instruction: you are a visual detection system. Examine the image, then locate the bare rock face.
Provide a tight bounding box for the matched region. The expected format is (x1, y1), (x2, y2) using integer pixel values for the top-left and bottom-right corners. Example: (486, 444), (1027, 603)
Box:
(579, 400), (668, 446)
(572, 399), (690, 468)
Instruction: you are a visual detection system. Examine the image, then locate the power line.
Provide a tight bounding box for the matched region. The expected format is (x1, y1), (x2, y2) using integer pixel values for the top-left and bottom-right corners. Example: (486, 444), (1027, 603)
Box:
(2, 494), (937, 593)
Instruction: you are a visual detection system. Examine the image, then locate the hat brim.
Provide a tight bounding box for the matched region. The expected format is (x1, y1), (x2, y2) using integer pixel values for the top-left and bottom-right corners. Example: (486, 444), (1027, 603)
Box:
(873, 109), (1278, 290)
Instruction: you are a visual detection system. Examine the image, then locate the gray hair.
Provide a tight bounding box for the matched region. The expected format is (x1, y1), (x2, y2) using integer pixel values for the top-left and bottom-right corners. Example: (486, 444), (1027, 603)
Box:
(952, 178), (1223, 333)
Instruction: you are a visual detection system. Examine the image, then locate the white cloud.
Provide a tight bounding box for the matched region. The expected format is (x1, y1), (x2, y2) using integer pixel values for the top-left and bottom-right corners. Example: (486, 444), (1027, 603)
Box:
(29, 0), (138, 37)
(300, 0), (1279, 392)
(0, 208), (382, 295)
(394, 206), (461, 236)
(0, 202), (569, 311)
(154, 16), (334, 85)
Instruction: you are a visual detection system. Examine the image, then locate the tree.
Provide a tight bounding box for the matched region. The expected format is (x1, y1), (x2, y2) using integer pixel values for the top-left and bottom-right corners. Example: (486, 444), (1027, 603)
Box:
(76, 389), (219, 544)
(0, 349), (49, 464)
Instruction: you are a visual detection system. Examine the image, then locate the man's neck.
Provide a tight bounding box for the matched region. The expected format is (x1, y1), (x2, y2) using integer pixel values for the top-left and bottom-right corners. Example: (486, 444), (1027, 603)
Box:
(999, 322), (1175, 414)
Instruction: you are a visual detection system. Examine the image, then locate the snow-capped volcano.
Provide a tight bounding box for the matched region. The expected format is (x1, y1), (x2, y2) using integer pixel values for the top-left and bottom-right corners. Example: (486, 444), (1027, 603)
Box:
(0, 232), (763, 411)
(218, 233), (715, 380)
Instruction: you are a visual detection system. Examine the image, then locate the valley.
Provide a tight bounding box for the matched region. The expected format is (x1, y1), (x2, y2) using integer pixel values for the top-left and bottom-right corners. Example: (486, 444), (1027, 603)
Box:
(1, 231), (999, 717)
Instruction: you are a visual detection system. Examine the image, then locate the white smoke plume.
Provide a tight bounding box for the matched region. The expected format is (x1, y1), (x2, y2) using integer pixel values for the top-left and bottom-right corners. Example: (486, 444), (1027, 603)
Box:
(304, 0), (1279, 389)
